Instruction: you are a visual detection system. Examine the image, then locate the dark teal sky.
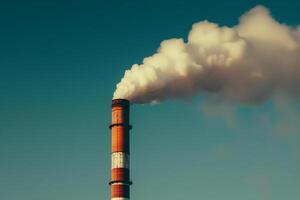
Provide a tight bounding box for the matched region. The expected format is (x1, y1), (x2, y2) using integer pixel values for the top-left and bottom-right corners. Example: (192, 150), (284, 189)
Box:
(1, 1), (300, 200)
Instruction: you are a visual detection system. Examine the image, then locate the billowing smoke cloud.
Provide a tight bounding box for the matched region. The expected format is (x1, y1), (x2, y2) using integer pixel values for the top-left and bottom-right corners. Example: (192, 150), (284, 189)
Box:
(113, 6), (300, 104)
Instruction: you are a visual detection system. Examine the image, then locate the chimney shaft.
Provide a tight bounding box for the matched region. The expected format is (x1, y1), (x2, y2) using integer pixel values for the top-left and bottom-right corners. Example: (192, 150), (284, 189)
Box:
(110, 99), (132, 200)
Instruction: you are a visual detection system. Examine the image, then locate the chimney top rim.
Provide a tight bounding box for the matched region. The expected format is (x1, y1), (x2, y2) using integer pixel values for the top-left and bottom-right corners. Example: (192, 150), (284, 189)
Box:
(112, 98), (130, 107)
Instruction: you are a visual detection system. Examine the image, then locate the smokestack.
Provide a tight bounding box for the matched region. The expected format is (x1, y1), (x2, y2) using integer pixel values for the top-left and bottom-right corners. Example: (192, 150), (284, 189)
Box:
(109, 99), (132, 200)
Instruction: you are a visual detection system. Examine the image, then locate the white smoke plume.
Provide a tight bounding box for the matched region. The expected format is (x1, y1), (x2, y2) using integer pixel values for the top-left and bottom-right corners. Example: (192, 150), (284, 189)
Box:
(113, 6), (300, 104)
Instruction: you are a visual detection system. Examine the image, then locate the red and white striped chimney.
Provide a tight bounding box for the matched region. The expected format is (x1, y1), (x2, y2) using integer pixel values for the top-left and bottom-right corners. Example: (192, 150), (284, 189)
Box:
(109, 99), (132, 200)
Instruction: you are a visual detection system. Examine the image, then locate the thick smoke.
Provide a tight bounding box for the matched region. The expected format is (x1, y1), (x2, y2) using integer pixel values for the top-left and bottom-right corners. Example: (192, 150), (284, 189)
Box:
(113, 6), (300, 104)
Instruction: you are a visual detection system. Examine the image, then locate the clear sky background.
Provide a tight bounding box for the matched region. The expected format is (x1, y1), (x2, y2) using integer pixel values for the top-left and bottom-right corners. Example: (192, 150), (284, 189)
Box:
(1, 1), (300, 200)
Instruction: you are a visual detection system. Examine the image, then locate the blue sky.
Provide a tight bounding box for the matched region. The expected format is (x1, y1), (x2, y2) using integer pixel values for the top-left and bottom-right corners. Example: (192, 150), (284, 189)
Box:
(0, 1), (300, 200)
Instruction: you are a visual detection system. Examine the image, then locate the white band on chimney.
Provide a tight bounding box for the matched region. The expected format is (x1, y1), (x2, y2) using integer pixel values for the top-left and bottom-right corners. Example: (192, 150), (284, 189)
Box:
(111, 152), (129, 169)
(111, 198), (129, 200)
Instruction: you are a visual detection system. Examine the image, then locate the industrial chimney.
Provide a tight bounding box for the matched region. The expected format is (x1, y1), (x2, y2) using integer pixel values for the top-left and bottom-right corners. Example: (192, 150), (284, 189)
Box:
(109, 99), (132, 200)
